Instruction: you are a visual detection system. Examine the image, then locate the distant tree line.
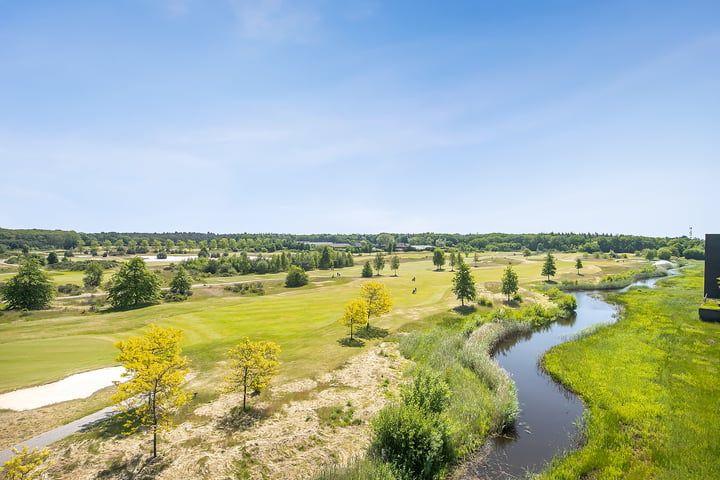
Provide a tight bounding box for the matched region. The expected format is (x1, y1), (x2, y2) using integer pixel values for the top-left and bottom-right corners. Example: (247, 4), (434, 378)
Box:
(180, 248), (354, 276)
(0, 228), (705, 258)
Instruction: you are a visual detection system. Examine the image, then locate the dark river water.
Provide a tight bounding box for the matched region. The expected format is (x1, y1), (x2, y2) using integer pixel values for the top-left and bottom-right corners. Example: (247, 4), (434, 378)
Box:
(460, 275), (667, 479)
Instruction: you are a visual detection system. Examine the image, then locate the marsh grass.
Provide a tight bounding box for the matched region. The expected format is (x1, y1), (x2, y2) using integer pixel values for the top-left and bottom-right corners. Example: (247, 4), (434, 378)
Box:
(539, 266), (720, 479)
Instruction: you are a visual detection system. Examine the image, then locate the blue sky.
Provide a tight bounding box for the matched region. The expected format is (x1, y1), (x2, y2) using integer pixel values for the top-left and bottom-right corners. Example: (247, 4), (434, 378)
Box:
(1, 1), (718, 237)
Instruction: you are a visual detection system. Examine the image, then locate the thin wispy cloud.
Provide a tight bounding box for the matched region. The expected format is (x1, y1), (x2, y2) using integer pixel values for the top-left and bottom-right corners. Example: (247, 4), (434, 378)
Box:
(227, 0), (321, 43)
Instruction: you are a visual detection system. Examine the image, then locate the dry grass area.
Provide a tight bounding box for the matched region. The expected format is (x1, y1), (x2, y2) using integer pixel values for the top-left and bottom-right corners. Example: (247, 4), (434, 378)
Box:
(44, 342), (409, 480)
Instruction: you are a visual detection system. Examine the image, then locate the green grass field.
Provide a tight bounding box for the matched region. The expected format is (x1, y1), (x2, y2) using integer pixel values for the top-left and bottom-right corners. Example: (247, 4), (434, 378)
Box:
(0, 252), (651, 394)
(540, 265), (720, 479)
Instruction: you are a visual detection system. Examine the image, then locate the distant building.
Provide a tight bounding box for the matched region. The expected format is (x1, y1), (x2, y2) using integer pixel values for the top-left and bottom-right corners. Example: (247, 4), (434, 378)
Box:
(700, 234), (720, 322)
(704, 234), (720, 300)
(303, 241), (356, 249)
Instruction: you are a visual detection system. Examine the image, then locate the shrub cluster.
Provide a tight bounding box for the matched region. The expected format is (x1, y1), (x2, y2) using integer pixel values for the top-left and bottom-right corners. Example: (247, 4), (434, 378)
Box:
(477, 297), (493, 307)
(57, 283), (83, 296)
(370, 369), (452, 480)
(224, 282), (264, 295)
(46, 260), (117, 272)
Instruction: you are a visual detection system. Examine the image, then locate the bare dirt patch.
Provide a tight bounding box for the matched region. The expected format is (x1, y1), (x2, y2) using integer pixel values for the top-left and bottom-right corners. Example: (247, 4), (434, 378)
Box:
(44, 342), (409, 480)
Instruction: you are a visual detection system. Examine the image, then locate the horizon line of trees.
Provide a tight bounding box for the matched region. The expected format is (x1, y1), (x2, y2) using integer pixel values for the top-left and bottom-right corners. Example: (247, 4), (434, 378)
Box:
(0, 228), (705, 258)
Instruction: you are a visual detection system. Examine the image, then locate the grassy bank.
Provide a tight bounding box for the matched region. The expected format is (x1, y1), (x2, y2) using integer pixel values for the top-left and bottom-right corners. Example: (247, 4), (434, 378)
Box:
(557, 264), (666, 291)
(315, 294), (578, 480)
(539, 266), (720, 479)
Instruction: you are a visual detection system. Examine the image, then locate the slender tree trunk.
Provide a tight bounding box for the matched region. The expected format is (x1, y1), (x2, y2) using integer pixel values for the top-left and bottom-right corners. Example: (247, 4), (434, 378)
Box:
(152, 383), (158, 457)
(350, 321), (353, 340)
(243, 369), (248, 410)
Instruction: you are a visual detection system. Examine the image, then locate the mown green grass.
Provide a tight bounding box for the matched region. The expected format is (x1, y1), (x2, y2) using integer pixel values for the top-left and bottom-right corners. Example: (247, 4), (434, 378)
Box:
(0, 256), (453, 392)
(0, 253), (649, 394)
(539, 266), (720, 480)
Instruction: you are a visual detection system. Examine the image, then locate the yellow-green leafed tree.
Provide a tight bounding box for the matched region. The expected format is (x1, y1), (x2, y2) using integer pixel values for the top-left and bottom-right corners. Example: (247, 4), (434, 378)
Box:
(0, 446), (51, 480)
(112, 324), (192, 458)
(360, 281), (393, 330)
(223, 338), (280, 410)
(340, 298), (369, 340)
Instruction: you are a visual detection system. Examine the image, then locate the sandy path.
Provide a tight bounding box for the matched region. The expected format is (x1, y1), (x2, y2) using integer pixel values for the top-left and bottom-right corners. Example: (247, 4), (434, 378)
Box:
(0, 407), (116, 464)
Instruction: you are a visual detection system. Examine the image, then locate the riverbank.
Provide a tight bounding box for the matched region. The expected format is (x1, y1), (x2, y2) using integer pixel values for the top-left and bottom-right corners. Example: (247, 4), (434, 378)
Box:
(539, 266), (720, 479)
(556, 263), (669, 291)
(314, 292), (579, 480)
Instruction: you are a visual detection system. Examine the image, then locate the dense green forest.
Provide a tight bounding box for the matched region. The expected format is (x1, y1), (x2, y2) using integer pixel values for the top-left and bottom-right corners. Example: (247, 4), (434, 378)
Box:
(0, 228), (704, 258)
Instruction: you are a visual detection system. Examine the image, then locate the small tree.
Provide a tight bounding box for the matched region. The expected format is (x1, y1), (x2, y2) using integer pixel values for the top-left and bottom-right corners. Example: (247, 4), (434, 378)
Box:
(575, 258), (583, 275)
(113, 325), (192, 458)
(541, 253), (557, 281)
(501, 265), (519, 302)
(285, 265), (308, 287)
(451, 262), (476, 306)
(223, 338), (280, 410)
(83, 260), (104, 289)
(360, 281), (393, 330)
(373, 253), (386, 276)
(0, 445), (51, 480)
(361, 261), (374, 278)
(448, 252), (457, 272)
(0, 258), (55, 310)
(390, 255), (401, 276)
(169, 265), (193, 296)
(340, 298), (368, 340)
(107, 257), (161, 308)
(318, 246), (333, 270)
(432, 248), (446, 271)
(46, 251), (58, 265)
(473, 252), (480, 266)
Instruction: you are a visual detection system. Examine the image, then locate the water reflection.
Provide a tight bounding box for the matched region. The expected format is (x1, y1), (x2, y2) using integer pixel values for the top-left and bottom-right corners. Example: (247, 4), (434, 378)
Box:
(459, 291), (629, 479)
(459, 271), (674, 479)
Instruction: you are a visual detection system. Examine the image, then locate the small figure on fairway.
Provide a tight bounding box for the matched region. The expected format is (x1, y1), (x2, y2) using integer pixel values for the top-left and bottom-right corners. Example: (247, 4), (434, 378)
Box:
(412, 287), (417, 294)
(412, 276), (416, 282)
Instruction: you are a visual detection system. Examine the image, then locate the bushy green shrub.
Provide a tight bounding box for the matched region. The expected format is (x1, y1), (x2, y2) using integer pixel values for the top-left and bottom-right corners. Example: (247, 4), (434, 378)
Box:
(370, 403), (449, 480)
(285, 265), (308, 287)
(401, 369), (450, 414)
(555, 293), (577, 314)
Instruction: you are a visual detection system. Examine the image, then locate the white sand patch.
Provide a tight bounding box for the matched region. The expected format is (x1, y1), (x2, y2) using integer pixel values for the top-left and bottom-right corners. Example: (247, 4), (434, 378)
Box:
(0, 367), (125, 411)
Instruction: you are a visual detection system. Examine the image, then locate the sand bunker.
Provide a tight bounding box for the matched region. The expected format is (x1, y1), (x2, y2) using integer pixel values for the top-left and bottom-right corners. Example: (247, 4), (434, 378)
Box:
(0, 367), (125, 411)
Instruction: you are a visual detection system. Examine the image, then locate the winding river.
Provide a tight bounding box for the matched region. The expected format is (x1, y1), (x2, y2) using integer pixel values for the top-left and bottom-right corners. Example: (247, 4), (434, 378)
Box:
(460, 274), (668, 479)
